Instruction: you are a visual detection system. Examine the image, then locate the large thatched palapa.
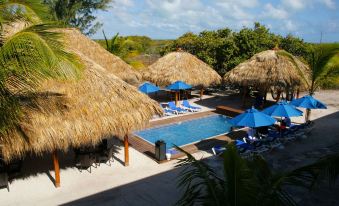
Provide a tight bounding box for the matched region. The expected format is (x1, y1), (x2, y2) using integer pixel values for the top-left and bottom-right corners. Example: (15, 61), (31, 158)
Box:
(142, 51), (221, 87)
(61, 29), (142, 85)
(1, 51), (162, 161)
(224, 50), (310, 89)
(0, 27), (163, 187)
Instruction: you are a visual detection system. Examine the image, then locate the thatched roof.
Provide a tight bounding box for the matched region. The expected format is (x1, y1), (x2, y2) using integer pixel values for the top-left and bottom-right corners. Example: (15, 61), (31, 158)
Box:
(224, 50), (311, 89)
(61, 28), (142, 85)
(0, 40), (163, 162)
(142, 51), (221, 87)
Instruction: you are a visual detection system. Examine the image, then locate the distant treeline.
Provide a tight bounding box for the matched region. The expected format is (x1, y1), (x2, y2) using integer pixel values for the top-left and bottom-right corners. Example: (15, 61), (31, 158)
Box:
(161, 22), (312, 75)
(96, 23), (338, 89)
(96, 35), (171, 69)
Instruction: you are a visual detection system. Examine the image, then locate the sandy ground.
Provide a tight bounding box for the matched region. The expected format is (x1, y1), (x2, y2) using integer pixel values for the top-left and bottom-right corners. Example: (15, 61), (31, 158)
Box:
(0, 90), (338, 205)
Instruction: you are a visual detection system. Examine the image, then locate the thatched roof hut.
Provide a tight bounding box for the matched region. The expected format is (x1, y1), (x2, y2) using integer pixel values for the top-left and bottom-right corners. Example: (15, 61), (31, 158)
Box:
(224, 50), (310, 89)
(61, 29), (142, 85)
(142, 51), (221, 87)
(0, 50), (162, 162)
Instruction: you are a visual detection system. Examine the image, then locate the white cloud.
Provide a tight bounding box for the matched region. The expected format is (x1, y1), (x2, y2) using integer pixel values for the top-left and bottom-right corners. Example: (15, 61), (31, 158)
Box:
(321, 0), (336, 9)
(281, 0), (306, 10)
(285, 20), (298, 31)
(262, 3), (288, 19)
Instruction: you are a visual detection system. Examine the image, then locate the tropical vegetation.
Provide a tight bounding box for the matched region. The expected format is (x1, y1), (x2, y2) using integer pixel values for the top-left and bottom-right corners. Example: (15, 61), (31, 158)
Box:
(160, 23), (311, 76)
(176, 145), (339, 206)
(0, 0), (82, 135)
(43, 0), (112, 36)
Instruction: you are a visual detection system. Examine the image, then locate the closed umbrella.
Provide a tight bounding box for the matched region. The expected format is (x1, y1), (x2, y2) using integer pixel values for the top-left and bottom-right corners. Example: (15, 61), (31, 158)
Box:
(166, 81), (192, 105)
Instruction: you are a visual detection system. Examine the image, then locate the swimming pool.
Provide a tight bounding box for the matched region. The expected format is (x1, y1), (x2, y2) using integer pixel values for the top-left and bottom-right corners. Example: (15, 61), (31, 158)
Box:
(134, 115), (232, 150)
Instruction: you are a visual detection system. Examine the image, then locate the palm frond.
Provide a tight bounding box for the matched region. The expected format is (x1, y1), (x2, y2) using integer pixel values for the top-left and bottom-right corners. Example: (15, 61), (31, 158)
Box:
(0, 23), (82, 91)
(277, 50), (310, 88)
(0, 0), (50, 23)
(222, 145), (259, 206)
(309, 43), (339, 93)
(175, 145), (224, 206)
(285, 153), (339, 189)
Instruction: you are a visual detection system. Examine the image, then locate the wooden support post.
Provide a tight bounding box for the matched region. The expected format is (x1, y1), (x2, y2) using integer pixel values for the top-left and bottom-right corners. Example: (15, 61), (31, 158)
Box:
(124, 135), (129, 166)
(296, 89), (300, 99)
(200, 88), (204, 100)
(175, 92), (178, 106)
(52, 150), (60, 188)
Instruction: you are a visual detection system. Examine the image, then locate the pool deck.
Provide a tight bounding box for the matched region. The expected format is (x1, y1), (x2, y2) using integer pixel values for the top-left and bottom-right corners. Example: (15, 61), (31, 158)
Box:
(130, 110), (246, 163)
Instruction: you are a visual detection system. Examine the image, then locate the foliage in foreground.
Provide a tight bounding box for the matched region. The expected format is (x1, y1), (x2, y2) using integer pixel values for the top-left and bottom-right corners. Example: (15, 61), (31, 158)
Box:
(0, 0), (82, 135)
(175, 145), (339, 206)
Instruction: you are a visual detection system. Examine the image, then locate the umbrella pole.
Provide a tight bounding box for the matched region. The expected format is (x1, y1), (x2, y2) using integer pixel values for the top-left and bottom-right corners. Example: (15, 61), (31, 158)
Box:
(52, 150), (60, 187)
(305, 109), (311, 122)
(200, 88), (204, 100)
(175, 92), (179, 106)
(124, 135), (129, 166)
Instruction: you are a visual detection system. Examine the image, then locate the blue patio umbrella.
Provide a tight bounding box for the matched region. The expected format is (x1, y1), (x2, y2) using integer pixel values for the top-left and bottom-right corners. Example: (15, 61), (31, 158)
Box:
(166, 81), (192, 91)
(139, 82), (160, 94)
(166, 81), (192, 105)
(262, 101), (303, 118)
(228, 107), (276, 128)
(290, 95), (327, 109)
(290, 95), (327, 122)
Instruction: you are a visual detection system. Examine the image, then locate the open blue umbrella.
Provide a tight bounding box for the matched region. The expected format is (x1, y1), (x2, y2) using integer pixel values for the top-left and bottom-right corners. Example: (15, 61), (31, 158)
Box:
(166, 81), (192, 91)
(262, 101), (303, 118)
(290, 95), (327, 109)
(166, 81), (192, 105)
(139, 82), (160, 94)
(228, 107), (276, 128)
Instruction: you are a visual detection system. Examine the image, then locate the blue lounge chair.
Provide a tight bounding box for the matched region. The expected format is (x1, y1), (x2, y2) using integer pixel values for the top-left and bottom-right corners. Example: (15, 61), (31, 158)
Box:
(168, 102), (187, 114)
(211, 145), (226, 155)
(160, 104), (175, 116)
(182, 100), (201, 112)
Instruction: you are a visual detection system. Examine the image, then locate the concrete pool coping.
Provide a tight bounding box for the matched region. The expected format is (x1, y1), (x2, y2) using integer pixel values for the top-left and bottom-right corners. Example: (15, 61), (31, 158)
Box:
(129, 110), (246, 163)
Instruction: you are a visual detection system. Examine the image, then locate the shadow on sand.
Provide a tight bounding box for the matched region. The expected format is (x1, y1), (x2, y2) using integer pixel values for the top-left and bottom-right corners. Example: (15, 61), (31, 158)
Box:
(7, 137), (123, 187)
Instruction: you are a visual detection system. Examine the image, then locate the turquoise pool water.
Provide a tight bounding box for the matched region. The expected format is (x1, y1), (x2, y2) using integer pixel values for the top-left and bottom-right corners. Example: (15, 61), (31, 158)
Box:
(134, 115), (232, 150)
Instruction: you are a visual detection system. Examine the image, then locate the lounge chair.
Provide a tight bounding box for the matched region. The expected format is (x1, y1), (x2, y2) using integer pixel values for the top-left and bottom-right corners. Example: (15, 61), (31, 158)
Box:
(211, 146), (227, 155)
(181, 100), (201, 112)
(168, 102), (187, 114)
(161, 104), (175, 116)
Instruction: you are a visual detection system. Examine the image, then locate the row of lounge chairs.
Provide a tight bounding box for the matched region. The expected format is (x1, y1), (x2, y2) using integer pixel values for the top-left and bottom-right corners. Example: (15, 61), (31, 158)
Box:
(212, 121), (314, 158)
(161, 100), (202, 116)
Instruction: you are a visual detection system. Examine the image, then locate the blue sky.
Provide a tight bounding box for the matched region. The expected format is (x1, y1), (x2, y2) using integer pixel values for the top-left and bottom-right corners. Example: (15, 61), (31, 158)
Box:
(93, 0), (339, 42)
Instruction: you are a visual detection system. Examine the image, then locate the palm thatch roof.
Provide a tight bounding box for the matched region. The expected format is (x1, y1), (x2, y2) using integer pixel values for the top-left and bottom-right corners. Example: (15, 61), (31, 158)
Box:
(224, 50), (311, 89)
(0, 44), (162, 162)
(142, 51), (221, 87)
(61, 28), (142, 85)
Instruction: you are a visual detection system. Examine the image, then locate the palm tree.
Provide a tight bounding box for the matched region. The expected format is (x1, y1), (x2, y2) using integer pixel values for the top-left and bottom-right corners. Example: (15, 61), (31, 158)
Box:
(0, 0), (82, 135)
(175, 145), (339, 206)
(279, 44), (339, 121)
(102, 30), (120, 54)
